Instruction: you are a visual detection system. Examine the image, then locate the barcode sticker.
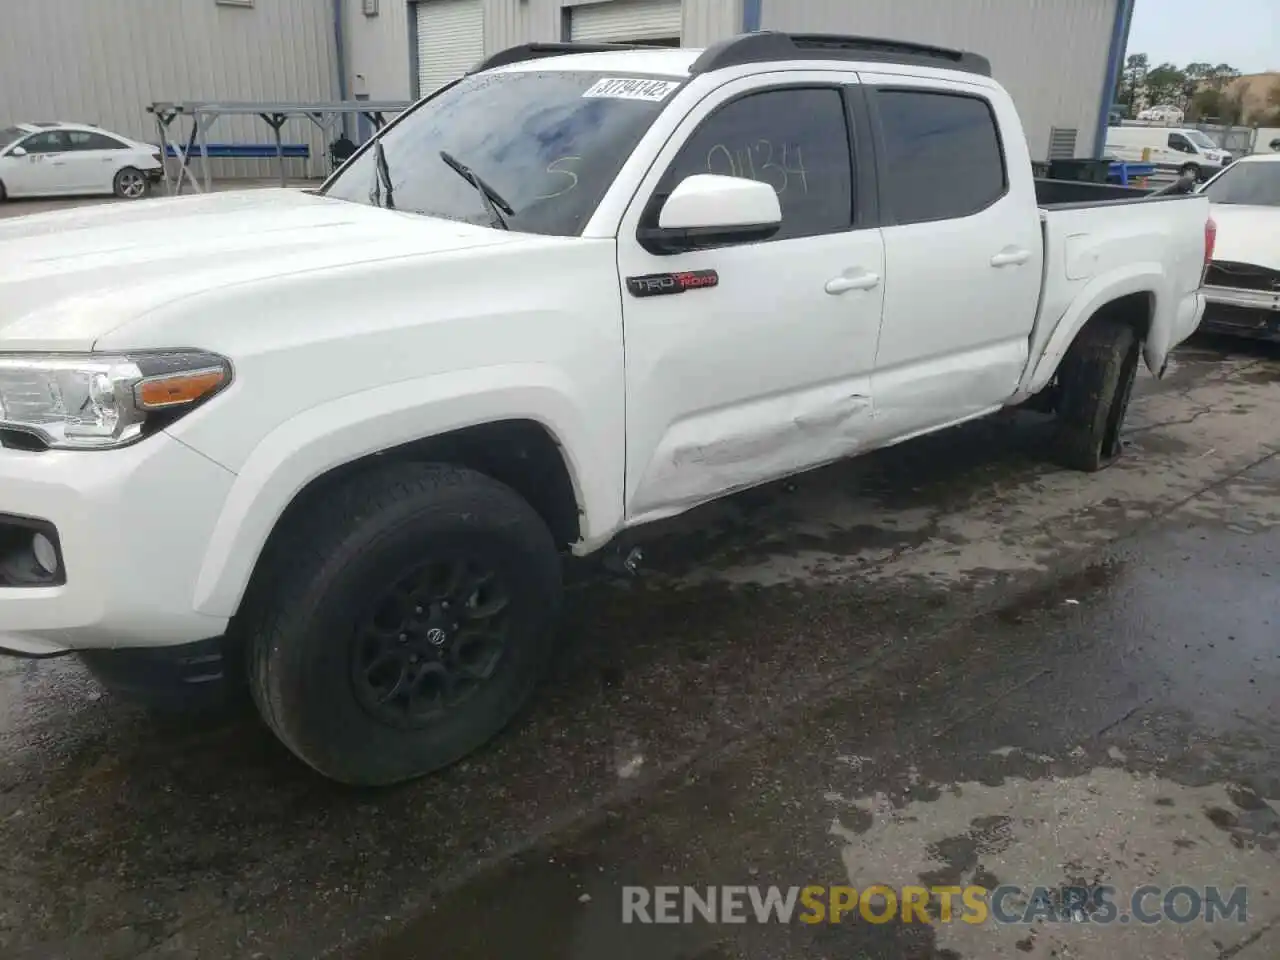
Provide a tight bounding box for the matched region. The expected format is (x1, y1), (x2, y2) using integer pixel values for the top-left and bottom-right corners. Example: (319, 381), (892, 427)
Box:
(582, 77), (681, 102)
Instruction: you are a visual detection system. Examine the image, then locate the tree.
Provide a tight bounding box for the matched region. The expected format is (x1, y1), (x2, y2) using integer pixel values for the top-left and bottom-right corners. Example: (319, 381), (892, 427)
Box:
(1210, 64), (1241, 87)
(1189, 87), (1245, 124)
(1183, 62), (1214, 84)
(1144, 63), (1189, 110)
(1117, 53), (1149, 113)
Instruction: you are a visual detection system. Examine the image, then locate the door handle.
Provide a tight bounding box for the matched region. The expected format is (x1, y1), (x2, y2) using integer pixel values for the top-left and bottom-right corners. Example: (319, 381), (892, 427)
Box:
(825, 271), (881, 295)
(990, 248), (1031, 267)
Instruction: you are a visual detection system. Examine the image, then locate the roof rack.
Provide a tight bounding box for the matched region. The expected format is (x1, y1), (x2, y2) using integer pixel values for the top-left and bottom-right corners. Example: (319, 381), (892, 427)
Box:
(690, 31), (991, 77)
(469, 41), (678, 74)
(470, 31), (991, 80)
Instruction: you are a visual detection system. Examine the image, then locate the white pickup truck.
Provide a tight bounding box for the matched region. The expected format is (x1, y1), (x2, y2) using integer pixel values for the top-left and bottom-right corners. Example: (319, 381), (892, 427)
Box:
(0, 33), (1212, 785)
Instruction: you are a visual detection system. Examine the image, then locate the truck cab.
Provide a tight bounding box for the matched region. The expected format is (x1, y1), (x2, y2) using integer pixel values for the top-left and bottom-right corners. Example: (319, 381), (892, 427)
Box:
(0, 33), (1211, 786)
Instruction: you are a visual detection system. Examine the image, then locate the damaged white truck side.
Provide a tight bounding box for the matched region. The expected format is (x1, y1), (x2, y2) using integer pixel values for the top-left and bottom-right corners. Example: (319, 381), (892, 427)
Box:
(0, 34), (1212, 784)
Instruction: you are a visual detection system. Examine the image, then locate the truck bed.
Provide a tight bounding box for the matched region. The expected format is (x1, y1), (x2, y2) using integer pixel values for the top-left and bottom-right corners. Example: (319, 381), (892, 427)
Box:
(1039, 177), (1162, 207)
(1025, 180), (1211, 390)
(1035, 177), (1171, 208)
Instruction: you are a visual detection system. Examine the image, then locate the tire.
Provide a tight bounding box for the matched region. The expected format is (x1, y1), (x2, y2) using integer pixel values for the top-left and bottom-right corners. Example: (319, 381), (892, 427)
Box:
(1052, 321), (1141, 472)
(113, 166), (149, 199)
(244, 462), (562, 786)
(0, 179), (7, 202)
(1179, 162), (1201, 182)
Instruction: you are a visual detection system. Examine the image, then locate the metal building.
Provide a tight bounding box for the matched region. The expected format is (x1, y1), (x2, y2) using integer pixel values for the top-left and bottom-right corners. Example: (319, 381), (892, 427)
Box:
(0, 0), (342, 178)
(2, 0), (1134, 173)
(346, 0), (1134, 159)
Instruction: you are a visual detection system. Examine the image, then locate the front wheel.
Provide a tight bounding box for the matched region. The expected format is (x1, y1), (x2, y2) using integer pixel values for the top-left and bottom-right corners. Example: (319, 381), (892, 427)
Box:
(113, 166), (150, 199)
(1051, 321), (1141, 472)
(244, 462), (562, 786)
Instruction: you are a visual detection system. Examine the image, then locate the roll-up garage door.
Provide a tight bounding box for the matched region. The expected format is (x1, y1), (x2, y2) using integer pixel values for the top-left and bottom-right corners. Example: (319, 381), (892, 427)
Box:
(415, 0), (484, 98)
(568, 0), (683, 44)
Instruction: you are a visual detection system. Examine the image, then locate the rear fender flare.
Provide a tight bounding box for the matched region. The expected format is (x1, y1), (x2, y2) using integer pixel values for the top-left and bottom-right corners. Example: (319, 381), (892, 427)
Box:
(1022, 265), (1168, 396)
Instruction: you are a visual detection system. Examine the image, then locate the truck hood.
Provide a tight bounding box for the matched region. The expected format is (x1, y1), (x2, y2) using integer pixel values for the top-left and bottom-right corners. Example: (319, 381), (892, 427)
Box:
(1209, 203), (1280, 272)
(0, 188), (525, 350)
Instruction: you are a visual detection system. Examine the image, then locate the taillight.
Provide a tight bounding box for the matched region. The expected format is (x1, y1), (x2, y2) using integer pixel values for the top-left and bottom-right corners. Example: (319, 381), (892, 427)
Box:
(1202, 215), (1217, 284)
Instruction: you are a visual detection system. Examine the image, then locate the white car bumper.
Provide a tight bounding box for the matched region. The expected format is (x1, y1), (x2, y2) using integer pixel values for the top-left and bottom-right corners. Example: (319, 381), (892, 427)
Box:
(1200, 285), (1280, 340)
(0, 433), (234, 656)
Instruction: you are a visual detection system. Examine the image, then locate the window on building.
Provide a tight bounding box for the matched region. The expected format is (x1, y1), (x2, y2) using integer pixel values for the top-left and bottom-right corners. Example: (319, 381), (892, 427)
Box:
(653, 87), (854, 241)
(66, 131), (129, 150)
(874, 89), (1007, 225)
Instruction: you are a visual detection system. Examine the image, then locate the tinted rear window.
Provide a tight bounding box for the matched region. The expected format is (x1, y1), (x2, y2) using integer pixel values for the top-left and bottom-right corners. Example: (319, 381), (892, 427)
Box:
(874, 90), (1007, 225)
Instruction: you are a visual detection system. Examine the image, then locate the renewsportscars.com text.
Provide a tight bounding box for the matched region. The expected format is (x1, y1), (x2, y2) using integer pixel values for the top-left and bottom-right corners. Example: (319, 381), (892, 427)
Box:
(621, 884), (1248, 926)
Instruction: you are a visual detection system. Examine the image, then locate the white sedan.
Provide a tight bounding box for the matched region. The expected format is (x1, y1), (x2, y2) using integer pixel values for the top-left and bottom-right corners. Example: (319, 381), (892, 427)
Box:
(1198, 154), (1280, 341)
(0, 122), (164, 201)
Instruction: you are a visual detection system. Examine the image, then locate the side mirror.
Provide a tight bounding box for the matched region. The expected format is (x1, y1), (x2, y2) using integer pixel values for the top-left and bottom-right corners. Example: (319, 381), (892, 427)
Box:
(638, 174), (781, 254)
(9, 146), (26, 158)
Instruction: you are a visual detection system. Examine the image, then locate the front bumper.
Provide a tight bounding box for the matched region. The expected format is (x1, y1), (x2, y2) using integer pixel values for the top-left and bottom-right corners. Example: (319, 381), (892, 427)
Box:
(0, 433), (234, 656)
(1200, 285), (1280, 341)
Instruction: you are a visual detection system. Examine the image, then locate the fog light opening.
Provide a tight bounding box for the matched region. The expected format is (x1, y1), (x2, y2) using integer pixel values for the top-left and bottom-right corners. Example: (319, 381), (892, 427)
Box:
(31, 533), (58, 576)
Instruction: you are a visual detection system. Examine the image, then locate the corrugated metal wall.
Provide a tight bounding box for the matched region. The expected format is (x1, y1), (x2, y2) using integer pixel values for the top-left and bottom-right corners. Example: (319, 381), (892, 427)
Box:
(2, 0), (1116, 177)
(346, 1), (414, 101)
(681, 0), (742, 46)
(761, 0), (1118, 159)
(1, 0), (338, 180)
(357, 0), (740, 97)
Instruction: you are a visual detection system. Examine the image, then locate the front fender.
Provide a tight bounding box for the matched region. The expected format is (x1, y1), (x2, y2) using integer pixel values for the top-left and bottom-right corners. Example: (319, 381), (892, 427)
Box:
(1021, 263), (1169, 397)
(188, 364), (620, 619)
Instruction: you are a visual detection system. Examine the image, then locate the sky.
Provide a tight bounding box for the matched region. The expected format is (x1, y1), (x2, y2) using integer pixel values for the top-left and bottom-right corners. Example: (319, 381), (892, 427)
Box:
(1126, 0), (1278, 73)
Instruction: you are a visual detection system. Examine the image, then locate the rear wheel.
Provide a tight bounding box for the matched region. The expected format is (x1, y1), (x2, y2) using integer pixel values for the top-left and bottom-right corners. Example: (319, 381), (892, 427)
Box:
(0, 179), (7, 202)
(1052, 321), (1141, 472)
(244, 462), (562, 786)
(113, 166), (149, 199)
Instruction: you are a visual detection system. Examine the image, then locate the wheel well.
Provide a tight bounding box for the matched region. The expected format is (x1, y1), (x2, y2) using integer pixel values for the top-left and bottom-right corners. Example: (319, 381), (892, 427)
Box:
(269, 420), (583, 551)
(1083, 291), (1153, 342)
(1033, 291), (1154, 407)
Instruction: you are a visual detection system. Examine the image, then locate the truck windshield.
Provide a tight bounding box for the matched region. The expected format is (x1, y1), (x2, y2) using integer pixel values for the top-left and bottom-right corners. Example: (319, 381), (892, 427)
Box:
(1203, 163), (1280, 206)
(322, 70), (682, 236)
(1185, 130), (1216, 150)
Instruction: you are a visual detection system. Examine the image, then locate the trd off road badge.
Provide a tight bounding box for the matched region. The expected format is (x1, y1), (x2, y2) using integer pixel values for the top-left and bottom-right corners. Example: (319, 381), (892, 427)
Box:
(626, 270), (720, 298)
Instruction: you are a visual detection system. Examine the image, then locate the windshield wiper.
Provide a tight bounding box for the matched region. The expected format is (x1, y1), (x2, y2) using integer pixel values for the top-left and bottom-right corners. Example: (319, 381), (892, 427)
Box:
(371, 139), (395, 210)
(438, 150), (513, 230)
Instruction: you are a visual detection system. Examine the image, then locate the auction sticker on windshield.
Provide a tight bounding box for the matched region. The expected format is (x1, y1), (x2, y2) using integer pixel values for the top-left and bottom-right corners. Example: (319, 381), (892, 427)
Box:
(582, 77), (681, 101)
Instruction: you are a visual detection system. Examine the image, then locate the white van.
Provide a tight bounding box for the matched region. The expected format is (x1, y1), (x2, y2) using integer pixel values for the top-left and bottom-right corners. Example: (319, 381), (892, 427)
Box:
(1105, 126), (1233, 180)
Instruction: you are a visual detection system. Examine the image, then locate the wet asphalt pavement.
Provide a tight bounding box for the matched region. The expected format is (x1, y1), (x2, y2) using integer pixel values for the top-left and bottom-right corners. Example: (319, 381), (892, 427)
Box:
(0, 336), (1278, 959)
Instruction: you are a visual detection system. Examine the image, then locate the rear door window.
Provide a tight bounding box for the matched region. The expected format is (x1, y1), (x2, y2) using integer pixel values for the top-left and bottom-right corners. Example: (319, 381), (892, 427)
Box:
(872, 89), (1007, 225)
(67, 131), (129, 150)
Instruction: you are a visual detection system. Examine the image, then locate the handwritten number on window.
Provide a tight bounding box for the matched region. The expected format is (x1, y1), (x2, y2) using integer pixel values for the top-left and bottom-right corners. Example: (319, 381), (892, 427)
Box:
(703, 141), (808, 195)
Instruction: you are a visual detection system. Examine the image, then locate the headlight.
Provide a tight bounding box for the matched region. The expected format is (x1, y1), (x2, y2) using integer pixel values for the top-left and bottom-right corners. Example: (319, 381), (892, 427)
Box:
(0, 351), (231, 450)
